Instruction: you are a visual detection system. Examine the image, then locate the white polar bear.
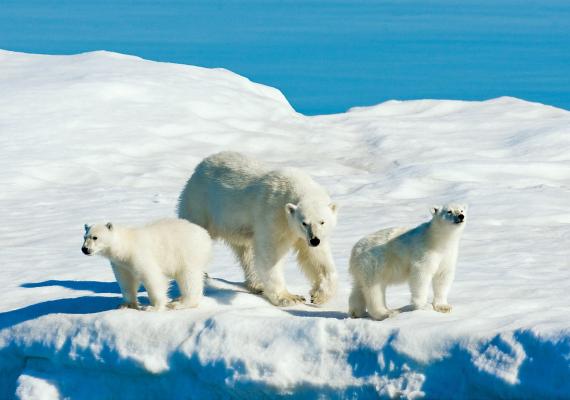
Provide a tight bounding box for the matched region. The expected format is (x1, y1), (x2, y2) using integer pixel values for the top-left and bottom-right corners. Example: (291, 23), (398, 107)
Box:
(348, 204), (467, 320)
(177, 151), (338, 307)
(81, 218), (212, 311)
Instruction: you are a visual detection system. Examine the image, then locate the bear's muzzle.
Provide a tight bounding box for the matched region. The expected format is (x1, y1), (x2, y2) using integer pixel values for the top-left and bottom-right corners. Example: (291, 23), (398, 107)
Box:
(309, 237), (321, 247)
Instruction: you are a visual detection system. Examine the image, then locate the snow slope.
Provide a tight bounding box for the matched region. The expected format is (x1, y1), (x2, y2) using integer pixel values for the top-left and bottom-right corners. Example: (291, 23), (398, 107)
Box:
(0, 50), (569, 399)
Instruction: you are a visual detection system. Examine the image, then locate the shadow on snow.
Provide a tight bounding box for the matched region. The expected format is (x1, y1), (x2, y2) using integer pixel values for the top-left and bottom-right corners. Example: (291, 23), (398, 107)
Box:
(0, 276), (244, 330)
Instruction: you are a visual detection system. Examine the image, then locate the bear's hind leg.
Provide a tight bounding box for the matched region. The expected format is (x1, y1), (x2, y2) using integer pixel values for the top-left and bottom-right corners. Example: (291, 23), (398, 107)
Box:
(170, 268), (204, 309)
(230, 242), (263, 294)
(363, 283), (395, 321)
(348, 284), (366, 318)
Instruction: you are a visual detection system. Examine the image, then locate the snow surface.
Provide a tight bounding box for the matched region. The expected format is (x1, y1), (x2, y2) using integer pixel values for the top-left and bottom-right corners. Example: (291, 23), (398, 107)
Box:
(0, 50), (569, 399)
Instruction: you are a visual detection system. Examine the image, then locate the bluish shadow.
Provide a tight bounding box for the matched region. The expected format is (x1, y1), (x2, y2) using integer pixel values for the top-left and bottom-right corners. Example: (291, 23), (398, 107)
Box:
(21, 280), (123, 294)
(9, 276), (241, 327)
(206, 276), (250, 291)
(21, 279), (240, 305)
(20, 279), (180, 300)
(0, 296), (121, 330)
(285, 309), (348, 320)
(203, 283), (239, 306)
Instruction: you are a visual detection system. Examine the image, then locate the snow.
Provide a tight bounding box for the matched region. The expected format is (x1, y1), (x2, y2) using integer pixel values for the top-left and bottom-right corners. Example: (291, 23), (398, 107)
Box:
(1, 50), (569, 399)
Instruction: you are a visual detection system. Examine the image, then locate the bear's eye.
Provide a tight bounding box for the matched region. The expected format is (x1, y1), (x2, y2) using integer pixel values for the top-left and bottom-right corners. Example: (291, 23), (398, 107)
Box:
(302, 222), (308, 227)
(447, 211), (452, 214)
(320, 221), (325, 225)
(92, 236), (98, 241)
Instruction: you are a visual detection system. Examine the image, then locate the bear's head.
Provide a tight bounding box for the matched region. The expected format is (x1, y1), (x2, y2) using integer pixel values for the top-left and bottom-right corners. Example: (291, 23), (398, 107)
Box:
(82, 222), (115, 256)
(285, 200), (338, 247)
(430, 204), (467, 230)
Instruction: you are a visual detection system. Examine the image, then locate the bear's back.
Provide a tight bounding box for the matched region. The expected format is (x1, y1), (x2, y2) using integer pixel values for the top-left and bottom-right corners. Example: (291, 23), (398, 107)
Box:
(129, 219), (211, 272)
(352, 227), (407, 260)
(195, 151), (267, 190)
(142, 218), (206, 236)
(259, 166), (330, 204)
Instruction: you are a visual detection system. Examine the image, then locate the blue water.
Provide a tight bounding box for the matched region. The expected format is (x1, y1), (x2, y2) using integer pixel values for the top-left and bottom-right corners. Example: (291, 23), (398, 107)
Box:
(1, 0), (569, 114)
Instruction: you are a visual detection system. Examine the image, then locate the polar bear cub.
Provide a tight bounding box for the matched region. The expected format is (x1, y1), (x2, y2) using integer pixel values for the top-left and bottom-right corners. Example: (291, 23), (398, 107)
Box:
(82, 218), (212, 311)
(348, 204), (467, 320)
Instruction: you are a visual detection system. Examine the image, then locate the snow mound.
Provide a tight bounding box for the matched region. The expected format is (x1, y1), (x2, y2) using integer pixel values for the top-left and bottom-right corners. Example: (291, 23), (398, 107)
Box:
(1, 51), (569, 399)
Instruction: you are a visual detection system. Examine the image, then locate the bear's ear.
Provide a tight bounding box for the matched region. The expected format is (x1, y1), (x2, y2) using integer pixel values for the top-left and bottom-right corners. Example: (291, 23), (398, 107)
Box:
(285, 203), (297, 215)
(84, 224), (90, 233)
(329, 202), (338, 214)
(430, 206), (440, 216)
(106, 222), (113, 231)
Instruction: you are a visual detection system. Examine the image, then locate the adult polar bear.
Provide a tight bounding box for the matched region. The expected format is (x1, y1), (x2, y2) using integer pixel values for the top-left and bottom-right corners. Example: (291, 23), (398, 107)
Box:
(178, 152), (338, 306)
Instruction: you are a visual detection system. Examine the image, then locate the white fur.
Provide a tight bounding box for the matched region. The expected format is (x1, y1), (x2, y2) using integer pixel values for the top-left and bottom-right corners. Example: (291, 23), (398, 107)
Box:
(348, 204), (467, 320)
(178, 151), (338, 307)
(82, 219), (212, 311)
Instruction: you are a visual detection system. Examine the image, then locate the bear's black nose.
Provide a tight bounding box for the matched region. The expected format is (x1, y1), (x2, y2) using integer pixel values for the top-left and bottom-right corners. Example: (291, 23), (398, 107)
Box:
(309, 237), (320, 247)
(82, 246), (91, 255)
(458, 214), (464, 222)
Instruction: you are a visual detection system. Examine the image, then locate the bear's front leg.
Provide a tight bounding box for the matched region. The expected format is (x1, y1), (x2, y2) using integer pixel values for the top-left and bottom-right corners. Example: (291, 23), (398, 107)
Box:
(254, 236), (305, 307)
(296, 240), (337, 305)
(409, 265), (433, 310)
(111, 263), (140, 310)
(432, 269), (455, 313)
